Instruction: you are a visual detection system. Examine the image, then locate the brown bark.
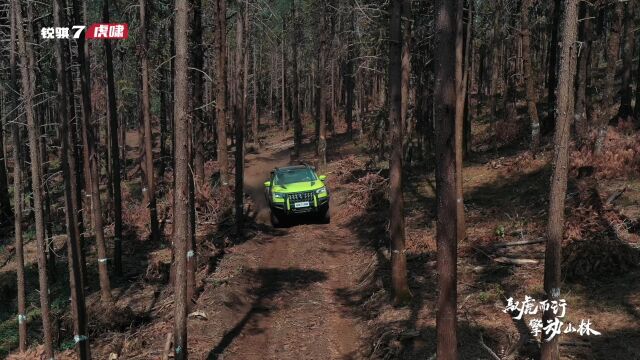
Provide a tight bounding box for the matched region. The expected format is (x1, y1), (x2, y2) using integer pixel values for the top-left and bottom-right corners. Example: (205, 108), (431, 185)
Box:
(0, 115), (10, 221)
(252, 44), (259, 147)
(140, 0), (161, 244)
(541, 0), (578, 358)
(434, 0), (458, 358)
(522, 0), (540, 150)
(401, 0), (412, 157)
(192, 0), (205, 182)
(594, 2), (623, 155)
(9, 1), (27, 350)
(69, 0), (91, 285)
(318, 3), (328, 169)
(13, 1), (54, 356)
(215, 0), (229, 185)
(292, 0), (302, 158)
(454, 0), (468, 243)
(281, 24), (287, 132)
(574, 1), (592, 146)
(173, 0), (190, 357)
(545, 0), (561, 134)
(345, 12), (356, 139)
(389, 0), (411, 304)
(235, 1), (246, 234)
(103, 0), (124, 275)
(619, 3), (635, 119)
(53, 1), (91, 357)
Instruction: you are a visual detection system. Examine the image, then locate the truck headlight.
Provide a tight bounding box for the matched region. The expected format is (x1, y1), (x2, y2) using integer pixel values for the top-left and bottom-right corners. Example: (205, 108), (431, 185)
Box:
(315, 187), (327, 194)
(274, 192), (285, 199)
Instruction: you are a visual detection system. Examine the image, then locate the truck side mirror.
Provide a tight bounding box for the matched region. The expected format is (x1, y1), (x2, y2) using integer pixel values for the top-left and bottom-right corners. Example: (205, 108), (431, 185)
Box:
(319, 175), (327, 181)
(264, 181), (271, 187)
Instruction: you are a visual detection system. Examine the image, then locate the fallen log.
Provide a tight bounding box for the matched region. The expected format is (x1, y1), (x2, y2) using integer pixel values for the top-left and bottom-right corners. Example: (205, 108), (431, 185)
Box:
(493, 257), (539, 265)
(493, 238), (545, 248)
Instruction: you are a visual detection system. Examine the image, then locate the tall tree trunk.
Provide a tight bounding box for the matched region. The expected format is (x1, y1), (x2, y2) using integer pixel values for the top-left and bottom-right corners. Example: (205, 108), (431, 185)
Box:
(173, 0), (190, 357)
(594, 2), (623, 155)
(215, 0), (229, 185)
(401, 0), (412, 159)
(345, 12), (356, 139)
(192, 0), (206, 182)
(318, 3), (328, 169)
(434, 0), (458, 358)
(522, 0), (540, 151)
(103, 0), (124, 275)
(454, 0), (468, 243)
(235, 1), (246, 234)
(619, 3), (635, 119)
(9, 2), (27, 350)
(389, 0), (411, 304)
(541, 1), (578, 359)
(292, 0), (302, 158)
(574, 1), (591, 146)
(53, 1), (91, 357)
(488, 13), (500, 148)
(13, 1), (54, 357)
(545, 0), (561, 135)
(0, 111), (10, 221)
(252, 44), (259, 147)
(635, 36), (640, 120)
(140, 0), (161, 244)
(71, 0), (92, 285)
(281, 27), (287, 132)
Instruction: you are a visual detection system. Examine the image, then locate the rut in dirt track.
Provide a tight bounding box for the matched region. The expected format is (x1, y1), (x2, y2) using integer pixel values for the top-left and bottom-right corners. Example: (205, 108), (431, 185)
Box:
(205, 135), (365, 360)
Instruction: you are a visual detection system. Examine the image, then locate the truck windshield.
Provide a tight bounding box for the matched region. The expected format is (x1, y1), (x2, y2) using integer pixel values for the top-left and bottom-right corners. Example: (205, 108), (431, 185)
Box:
(274, 168), (317, 185)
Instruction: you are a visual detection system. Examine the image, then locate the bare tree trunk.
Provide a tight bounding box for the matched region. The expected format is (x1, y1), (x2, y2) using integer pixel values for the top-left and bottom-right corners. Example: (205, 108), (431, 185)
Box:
(215, 0), (229, 185)
(345, 12), (356, 139)
(103, 0), (124, 275)
(281, 26), (287, 132)
(140, 0), (161, 244)
(53, 1), (91, 357)
(545, 0), (561, 134)
(235, 1), (246, 235)
(434, 0), (458, 358)
(9, 2), (27, 350)
(594, 2), (622, 155)
(454, 0), (468, 243)
(0, 108), (10, 220)
(192, 0), (205, 182)
(541, 1), (578, 359)
(13, 1), (54, 356)
(522, 0), (540, 151)
(401, 0), (412, 159)
(389, 0), (411, 304)
(173, 0), (190, 357)
(292, 0), (302, 158)
(619, 3), (635, 119)
(318, 3), (328, 169)
(253, 44), (259, 147)
(574, 1), (591, 147)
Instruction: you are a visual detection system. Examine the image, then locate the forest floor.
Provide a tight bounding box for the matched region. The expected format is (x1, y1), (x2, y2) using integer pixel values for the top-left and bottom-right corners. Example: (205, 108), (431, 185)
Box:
(1, 117), (640, 360)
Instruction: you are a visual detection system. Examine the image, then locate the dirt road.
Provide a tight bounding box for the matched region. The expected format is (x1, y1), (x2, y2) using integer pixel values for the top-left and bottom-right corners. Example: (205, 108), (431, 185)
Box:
(199, 134), (365, 360)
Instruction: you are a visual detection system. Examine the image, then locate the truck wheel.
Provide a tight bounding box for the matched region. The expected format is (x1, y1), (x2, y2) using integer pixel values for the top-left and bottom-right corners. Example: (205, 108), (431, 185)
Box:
(319, 207), (330, 224)
(270, 209), (282, 227)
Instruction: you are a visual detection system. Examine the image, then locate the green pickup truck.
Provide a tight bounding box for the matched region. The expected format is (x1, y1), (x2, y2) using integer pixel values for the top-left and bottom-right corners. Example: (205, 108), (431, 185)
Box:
(264, 164), (330, 226)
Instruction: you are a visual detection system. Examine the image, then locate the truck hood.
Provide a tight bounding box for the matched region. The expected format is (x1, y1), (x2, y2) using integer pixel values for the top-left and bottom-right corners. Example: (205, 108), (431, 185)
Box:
(272, 181), (325, 193)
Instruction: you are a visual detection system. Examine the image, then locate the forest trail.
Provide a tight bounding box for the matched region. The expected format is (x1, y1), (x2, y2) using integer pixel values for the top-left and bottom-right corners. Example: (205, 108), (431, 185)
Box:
(201, 131), (364, 360)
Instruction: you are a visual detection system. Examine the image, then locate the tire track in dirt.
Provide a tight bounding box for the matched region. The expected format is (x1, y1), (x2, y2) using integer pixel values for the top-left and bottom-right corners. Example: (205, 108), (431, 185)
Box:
(216, 136), (364, 360)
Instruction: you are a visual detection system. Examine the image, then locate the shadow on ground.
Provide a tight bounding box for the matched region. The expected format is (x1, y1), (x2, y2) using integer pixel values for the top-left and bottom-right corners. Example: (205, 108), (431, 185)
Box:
(206, 267), (327, 359)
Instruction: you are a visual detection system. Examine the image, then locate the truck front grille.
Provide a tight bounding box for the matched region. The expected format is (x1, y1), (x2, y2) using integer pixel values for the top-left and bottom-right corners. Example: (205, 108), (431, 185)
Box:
(288, 191), (314, 202)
